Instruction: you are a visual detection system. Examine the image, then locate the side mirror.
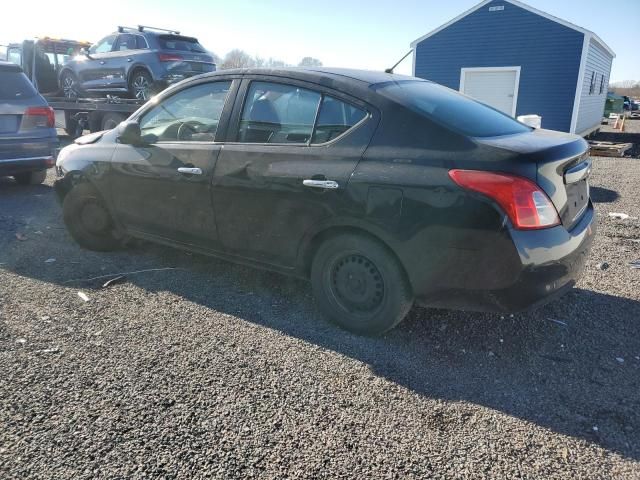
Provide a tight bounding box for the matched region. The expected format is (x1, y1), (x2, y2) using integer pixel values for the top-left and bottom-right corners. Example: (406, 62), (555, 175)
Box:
(80, 47), (93, 60)
(117, 120), (143, 145)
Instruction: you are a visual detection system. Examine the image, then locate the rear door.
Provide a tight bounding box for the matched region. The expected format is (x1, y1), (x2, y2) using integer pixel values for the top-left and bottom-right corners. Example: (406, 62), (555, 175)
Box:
(111, 34), (145, 88)
(211, 77), (375, 267)
(109, 79), (237, 246)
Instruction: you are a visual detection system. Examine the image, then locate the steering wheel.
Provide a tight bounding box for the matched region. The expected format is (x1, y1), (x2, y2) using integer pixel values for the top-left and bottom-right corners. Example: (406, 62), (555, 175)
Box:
(177, 121), (206, 141)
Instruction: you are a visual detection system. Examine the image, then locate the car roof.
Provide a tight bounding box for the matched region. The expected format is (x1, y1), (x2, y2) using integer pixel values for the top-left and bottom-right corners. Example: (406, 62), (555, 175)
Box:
(0, 61), (22, 73)
(200, 67), (418, 88)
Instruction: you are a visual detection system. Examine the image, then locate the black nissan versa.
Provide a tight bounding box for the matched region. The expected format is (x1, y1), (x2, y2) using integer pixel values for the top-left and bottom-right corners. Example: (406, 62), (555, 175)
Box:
(54, 68), (595, 334)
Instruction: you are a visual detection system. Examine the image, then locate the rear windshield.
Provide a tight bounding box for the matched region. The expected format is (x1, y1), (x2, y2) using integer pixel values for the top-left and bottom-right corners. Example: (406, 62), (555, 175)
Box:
(158, 35), (205, 53)
(0, 71), (37, 100)
(376, 80), (531, 137)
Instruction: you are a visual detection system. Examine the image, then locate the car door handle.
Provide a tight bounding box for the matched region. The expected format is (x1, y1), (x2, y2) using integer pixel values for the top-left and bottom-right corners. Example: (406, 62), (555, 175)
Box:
(303, 179), (339, 189)
(99, 61), (106, 65)
(127, 58), (133, 62)
(564, 159), (591, 184)
(177, 167), (203, 175)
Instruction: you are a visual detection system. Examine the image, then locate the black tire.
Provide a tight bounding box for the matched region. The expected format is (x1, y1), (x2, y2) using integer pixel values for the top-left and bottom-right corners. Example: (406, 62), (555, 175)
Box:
(100, 112), (127, 131)
(14, 169), (47, 185)
(62, 183), (121, 251)
(311, 233), (414, 335)
(128, 69), (153, 101)
(60, 70), (81, 99)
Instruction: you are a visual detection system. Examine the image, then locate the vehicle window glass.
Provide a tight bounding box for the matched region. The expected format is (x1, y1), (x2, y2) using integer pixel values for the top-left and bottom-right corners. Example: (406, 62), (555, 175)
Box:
(7, 48), (22, 66)
(139, 81), (232, 142)
(311, 96), (367, 144)
(239, 82), (321, 144)
(159, 35), (206, 53)
(0, 72), (37, 100)
(376, 80), (531, 137)
(89, 35), (116, 54)
(135, 36), (148, 50)
(117, 34), (137, 51)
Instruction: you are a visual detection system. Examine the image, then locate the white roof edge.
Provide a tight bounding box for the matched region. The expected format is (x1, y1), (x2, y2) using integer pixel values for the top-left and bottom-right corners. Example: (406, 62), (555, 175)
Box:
(410, 0), (616, 58)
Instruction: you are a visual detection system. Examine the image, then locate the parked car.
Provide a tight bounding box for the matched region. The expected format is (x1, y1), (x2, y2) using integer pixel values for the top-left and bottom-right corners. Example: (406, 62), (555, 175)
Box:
(54, 68), (595, 334)
(0, 61), (57, 185)
(58, 26), (216, 101)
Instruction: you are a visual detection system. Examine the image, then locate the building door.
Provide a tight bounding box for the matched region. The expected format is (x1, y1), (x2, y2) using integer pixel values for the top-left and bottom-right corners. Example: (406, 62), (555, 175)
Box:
(460, 67), (520, 116)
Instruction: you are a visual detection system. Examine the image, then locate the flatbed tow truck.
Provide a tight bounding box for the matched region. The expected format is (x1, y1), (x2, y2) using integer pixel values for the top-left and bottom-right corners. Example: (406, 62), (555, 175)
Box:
(3, 37), (143, 137)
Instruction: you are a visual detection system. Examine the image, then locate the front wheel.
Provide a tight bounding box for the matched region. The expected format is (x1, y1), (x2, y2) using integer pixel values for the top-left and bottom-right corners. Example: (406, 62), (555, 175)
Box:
(311, 233), (414, 335)
(60, 71), (81, 99)
(62, 183), (121, 251)
(128, 70), (153, 101)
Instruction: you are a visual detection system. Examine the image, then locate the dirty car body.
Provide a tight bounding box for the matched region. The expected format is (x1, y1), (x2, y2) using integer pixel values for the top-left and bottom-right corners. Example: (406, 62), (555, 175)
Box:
(54, 67), (596, 333)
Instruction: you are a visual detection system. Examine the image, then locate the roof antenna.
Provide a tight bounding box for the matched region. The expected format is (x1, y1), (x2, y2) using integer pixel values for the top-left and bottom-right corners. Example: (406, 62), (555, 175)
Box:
(385, 49), (413, 74)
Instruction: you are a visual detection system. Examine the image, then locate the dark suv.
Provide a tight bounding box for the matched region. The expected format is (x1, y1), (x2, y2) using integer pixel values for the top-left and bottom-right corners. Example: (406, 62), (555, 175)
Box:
(58, 26), (216, 101)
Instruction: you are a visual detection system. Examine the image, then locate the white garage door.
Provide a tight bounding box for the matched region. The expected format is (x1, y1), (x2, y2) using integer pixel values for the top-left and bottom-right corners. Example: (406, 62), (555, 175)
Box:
(460, 67), (520, 116)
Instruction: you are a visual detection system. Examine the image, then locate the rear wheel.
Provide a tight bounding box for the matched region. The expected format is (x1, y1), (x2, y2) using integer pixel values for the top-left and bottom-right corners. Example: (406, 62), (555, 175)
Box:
(14, 170), (47, 185)
(129, 70), (153, 101)
(311, 233), (414, 335)
(62, 183), (121, 251)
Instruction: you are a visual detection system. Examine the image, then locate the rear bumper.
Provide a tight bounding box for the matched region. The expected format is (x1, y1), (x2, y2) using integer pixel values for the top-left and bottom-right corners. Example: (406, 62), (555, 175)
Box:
(416, 203), (596, 313)
(0, 135), (59, 176)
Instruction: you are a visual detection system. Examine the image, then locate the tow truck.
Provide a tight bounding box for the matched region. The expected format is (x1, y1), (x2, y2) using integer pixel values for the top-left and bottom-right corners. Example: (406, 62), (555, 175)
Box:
(4, 37), (143, 137)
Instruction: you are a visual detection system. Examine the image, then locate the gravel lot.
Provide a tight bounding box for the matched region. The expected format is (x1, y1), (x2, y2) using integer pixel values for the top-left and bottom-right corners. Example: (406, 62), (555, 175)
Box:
(1, 135), (639, 479)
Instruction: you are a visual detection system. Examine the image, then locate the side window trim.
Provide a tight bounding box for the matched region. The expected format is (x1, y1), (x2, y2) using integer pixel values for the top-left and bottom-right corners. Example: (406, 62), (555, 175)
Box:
(227, 78), (371, 147)
(135, 78), (239, 145)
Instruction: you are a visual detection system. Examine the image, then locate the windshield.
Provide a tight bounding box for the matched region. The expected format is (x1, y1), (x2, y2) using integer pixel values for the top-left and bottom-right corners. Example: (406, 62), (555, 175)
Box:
(0, 71), (37, 100)
(158, 35), (206, 53)
(376, 80), (531, 137)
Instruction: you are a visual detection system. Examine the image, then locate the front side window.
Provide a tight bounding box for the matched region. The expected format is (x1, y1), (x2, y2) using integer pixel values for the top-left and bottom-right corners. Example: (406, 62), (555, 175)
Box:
(139, 81), (232, 142)
(117, 34), (137, 51)
(239, 82), (321, 144)
(376, 80), (531, 138)
(89, 35), (116, 54)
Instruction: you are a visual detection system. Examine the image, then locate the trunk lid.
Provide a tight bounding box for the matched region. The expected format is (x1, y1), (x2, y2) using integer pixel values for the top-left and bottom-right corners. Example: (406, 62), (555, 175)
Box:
(477, 129), (591, 230)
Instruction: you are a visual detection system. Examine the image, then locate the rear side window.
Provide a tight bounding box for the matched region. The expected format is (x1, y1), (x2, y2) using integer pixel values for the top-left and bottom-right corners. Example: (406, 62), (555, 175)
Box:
(0, 71), (37, 100)
(311, 96), (367, 144)
(238, 82), (368, 145)
(377, 80), (531, 137)
(136, 36), (148, 50)
(158, 35), (205, 53)
(116, 34), (138, 51)
(239, 82), (321, 144)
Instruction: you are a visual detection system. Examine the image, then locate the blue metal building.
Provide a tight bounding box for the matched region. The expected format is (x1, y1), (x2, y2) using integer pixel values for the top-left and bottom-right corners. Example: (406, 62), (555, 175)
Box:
(411, 0), (615, 136)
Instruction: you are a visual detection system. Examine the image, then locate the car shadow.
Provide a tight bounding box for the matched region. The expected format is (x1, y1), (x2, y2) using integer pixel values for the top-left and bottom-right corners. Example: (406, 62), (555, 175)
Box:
(1, 182), (639, 461)
(590, 186), (620, 203)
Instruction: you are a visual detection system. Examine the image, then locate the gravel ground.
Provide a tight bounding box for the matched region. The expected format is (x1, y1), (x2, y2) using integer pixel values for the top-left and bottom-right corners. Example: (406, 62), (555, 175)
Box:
(1, 144), (639, 478)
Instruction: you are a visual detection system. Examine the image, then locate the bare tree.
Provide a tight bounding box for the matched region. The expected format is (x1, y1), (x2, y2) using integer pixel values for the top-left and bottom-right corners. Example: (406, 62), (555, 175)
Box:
(298, 57), (323, 67)
(263, 57), (288, 68)
(220, 49), (255, 70)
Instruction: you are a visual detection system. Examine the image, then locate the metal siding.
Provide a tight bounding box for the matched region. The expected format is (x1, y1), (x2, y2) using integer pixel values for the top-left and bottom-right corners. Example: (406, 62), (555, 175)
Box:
(575, 39), (613, 135)
(414, 0), (584, 132)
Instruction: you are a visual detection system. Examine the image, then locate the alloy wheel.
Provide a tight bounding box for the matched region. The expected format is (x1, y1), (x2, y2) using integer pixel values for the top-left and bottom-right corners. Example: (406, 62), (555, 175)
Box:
(133, 75), (150, 100)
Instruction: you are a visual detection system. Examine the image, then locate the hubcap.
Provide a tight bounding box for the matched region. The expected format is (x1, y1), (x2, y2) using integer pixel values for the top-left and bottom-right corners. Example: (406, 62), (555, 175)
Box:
(80, 200), (110, 233)
(133, 76), (150, 100)
(330, 254), (384, 314)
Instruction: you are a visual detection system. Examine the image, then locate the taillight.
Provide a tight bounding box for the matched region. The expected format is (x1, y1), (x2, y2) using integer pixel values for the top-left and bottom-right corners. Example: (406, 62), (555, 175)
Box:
(158, 53), (184, 62)
(449, 169), (560, 230)
(21, 106), (55, 129)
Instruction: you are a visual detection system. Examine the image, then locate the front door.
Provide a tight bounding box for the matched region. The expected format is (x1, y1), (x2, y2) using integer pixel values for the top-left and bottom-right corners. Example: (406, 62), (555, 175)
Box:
(460, 67), (520, 116)
(212, 78), (374, 267)
(79, 35), (118, 91)
(108, 79), (236, 248)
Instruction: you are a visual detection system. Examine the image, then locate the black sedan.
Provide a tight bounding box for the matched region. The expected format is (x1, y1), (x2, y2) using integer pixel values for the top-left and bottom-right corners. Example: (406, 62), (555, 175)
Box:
(54, 68), (595, 334)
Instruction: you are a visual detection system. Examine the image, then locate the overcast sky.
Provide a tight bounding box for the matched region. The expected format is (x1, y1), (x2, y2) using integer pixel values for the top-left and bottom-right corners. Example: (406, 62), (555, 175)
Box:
(2, 0), (638, 82)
